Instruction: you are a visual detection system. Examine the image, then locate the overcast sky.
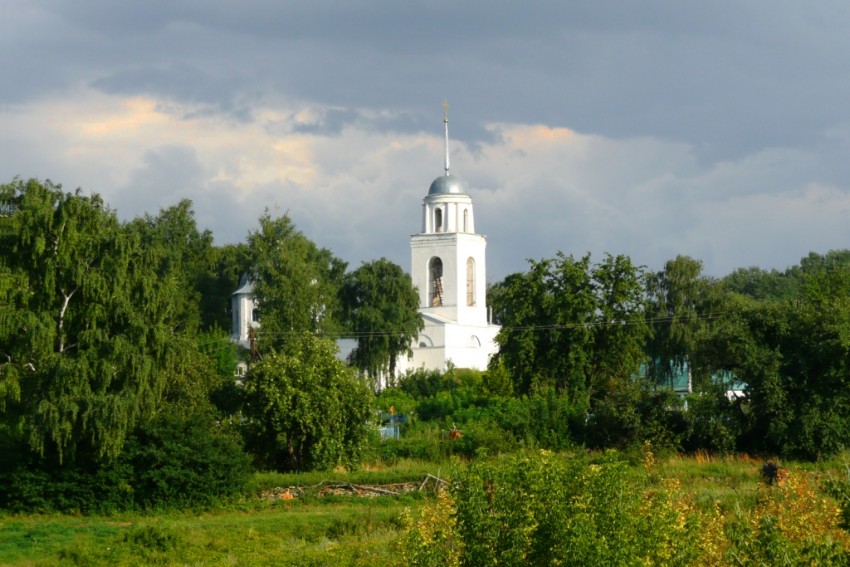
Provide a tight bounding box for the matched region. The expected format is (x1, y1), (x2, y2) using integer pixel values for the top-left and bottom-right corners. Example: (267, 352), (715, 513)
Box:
(3, 1), (850, 281)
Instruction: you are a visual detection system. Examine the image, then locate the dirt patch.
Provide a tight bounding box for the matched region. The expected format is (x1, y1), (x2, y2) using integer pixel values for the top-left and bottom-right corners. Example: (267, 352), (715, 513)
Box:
(260, 475), (447, 501)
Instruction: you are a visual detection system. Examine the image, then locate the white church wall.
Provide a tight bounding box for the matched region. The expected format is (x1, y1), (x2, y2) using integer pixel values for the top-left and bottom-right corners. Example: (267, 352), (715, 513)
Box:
(231, 293), (258, 348)
(443, 322), (500, 370)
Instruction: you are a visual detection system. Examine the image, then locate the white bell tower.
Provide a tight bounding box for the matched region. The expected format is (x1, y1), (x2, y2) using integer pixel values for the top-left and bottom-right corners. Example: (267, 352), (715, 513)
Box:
(402, 102), (500, 372)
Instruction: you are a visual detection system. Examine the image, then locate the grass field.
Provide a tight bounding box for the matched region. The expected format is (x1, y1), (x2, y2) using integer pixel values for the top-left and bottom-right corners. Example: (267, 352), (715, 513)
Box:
(1, 497), (415, 566)
(1, 453), (847, 566)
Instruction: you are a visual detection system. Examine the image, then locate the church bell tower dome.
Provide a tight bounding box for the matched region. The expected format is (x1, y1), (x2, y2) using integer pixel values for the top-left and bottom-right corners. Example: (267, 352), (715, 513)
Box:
(428, 173), (469, 196)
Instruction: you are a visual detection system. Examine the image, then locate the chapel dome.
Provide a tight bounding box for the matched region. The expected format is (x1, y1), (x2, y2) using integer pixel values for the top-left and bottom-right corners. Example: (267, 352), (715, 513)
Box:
(428, 173), (469, 196)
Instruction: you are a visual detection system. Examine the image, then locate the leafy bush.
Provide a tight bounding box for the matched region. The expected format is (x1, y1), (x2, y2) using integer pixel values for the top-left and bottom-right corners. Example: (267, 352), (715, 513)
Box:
(586, 384), (686, 453)
(0, 458), (135, 514)
(242, 334), (375, 472)
(726, 471), (850, 564)
(375, 387), (417, 416)
(402, 450), (725, 565)
(121, 411), (252, 509)
(0, 412), (251, 513)
(377, 423), (451, 463)
(682, 388), (743, 455)
(446, 419), (517, 458)
(403, 451), (850, 565)
(399, 367), (453, 399)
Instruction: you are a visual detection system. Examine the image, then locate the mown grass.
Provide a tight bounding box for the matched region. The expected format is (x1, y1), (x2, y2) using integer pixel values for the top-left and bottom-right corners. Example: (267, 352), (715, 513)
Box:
(3, 452), (849, 566)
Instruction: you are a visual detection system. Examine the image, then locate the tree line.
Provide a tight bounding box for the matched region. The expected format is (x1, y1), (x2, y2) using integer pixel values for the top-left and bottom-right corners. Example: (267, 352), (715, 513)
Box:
(0, 178), (419, 511)
(2, 177), (850, 511)
(488, 250), (850, 460)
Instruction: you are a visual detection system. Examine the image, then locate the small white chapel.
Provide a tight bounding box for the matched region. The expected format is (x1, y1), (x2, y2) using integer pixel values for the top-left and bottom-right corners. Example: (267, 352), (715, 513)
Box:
(231, 104), (500, 374)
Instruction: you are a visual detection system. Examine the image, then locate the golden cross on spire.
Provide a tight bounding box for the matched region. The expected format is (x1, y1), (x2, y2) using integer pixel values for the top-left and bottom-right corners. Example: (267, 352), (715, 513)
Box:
(443, 100), (449, 123)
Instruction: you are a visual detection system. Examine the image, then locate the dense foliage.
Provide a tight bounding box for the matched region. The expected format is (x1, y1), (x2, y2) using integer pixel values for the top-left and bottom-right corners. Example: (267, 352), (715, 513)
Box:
(482, 249), (850, 459)
(489, 253), (648, 407)
(6, 174), (850, 518)
(246, 212), (346, 353)
(0, 411), (251, 513)
(340, 258), (423, 385)
(0, 179), (377, 511)
(0, 179), (201, 462)
(401, 450), (850, 566)
(242, 334), (374, 471)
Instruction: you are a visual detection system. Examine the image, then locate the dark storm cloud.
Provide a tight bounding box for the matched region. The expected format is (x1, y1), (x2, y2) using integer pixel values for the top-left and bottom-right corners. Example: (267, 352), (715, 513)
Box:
(9, 0), (850, 157)
(5, 0), (850, 280)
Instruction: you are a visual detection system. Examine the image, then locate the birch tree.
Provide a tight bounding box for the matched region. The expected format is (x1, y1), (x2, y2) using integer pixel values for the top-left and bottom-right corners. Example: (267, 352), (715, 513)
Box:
(0, 179), (193, 462)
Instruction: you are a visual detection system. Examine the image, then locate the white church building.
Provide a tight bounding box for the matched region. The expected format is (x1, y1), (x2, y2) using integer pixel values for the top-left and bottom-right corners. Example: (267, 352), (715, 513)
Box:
(395, 107), (500, 373)
(232, 107), (500, 374)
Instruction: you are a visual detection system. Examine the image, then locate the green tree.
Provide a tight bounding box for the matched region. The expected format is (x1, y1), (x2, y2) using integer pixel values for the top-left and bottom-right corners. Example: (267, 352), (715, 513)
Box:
(242, 333), (373, 471)
(702, 253), (850, 459)
(588, 253), (650, 400)
(123, 201), (235, 416)
(489, 253), (595, 399)
(340, 258), (423, 386)
(125, 199), (214, 335)
(247, 212), (346, 353)
(198, 242), (251, 331)
(645, 255), (717, 389)
(490, 253), (648, 407)
(722, 265), (798, 300)
(0, 179), (195, 462)
(699, 293), (788, 455)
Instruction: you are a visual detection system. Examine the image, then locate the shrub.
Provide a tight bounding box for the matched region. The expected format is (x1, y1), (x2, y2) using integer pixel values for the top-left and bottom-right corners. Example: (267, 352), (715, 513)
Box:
(726, 470), (850, 564)
(121, 411), (252, 509)
(447, 419), (517, 458)
(0, 438), (135, 514)
(0, 412), (251, 513)
(375, 388), (417, 417)
(242, 335), (374, 472)
(402, 450), (725, 566)
(682, 387), (742, 455)
(399, 367), (448, 399)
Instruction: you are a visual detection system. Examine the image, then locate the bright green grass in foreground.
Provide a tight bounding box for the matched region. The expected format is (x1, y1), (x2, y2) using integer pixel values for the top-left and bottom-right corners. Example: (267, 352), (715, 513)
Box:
(0, 496), (418, 566)
(3, 452), (849, 566)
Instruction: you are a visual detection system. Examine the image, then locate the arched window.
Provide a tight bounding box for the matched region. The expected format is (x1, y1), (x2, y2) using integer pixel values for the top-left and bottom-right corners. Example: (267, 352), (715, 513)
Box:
(435, 208), (443, 232)
(429, 257), (444, 307)
(463, 209), (469, 232)
(466, 257), (476, 306)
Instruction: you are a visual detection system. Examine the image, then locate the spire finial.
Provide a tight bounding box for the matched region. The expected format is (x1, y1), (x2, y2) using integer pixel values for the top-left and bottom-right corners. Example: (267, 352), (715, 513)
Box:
(442, 100), (450, 176)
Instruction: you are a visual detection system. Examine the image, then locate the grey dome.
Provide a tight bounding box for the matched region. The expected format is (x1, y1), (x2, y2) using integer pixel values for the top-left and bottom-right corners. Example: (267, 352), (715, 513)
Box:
(428, 173), (469, 195)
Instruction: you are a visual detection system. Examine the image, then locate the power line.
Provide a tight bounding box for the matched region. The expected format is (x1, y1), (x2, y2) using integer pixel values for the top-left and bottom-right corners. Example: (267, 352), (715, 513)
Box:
(246, 310), (733, 341)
